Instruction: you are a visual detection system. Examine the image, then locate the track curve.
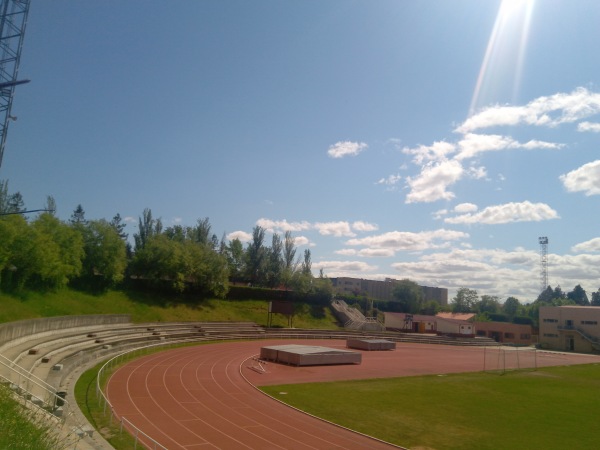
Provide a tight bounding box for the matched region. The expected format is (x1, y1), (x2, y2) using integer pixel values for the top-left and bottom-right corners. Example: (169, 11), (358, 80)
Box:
(105, 339), (600, 449)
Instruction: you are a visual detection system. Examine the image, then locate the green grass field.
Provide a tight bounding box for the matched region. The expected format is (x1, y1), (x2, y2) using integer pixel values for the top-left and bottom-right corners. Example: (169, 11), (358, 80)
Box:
(261, 364), (600, 450)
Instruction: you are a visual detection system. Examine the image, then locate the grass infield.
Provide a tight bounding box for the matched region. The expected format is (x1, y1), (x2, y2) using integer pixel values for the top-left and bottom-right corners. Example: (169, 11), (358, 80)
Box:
(261, 363), (600, 450)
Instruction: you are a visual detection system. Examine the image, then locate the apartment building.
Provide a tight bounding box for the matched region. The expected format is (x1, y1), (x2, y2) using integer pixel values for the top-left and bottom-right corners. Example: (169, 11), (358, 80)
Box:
(330, 277), (448, 306)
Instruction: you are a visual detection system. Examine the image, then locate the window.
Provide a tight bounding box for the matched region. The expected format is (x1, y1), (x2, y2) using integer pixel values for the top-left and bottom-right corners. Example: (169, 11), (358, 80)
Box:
(581, 321), (598, 325)
(520, 334), (531, 339)
(504, 332), (515, 339)
(477, 330), (486, 336)
(543, 318), (558, 323)
(543, 333), (558, 338)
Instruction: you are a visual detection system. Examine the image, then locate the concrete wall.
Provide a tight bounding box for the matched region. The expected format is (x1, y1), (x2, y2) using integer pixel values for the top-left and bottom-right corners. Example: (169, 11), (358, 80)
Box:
(0, 315), (131, 345)
(474, 321), (533, 345)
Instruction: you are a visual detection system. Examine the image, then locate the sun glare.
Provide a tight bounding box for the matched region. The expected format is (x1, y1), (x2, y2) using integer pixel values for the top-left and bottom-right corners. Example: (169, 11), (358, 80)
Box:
(469, 0), (536, 117)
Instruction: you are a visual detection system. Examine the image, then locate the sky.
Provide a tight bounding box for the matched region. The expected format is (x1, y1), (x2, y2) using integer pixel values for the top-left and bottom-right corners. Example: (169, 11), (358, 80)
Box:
(2, 0), (600, 302)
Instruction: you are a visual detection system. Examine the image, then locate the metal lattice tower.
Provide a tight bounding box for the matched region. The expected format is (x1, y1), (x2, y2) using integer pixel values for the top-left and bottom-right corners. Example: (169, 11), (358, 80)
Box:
(0, 0), (31, 169)
(539, 236), (548, 293)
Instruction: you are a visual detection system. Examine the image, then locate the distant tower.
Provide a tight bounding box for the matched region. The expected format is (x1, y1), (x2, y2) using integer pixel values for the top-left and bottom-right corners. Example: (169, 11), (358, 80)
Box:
(0, 0), (31, 169)
(539, 236), (548, 293)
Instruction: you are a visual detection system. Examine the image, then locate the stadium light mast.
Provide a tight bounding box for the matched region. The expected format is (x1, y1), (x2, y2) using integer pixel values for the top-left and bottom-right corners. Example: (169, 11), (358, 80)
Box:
(539, 236), (548, 293)
(0, 0), (31, 170)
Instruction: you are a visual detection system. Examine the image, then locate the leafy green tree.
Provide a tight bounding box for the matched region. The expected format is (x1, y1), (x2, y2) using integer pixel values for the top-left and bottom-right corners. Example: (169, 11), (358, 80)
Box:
(591, 289), (600, 306)
(392, 279), (424, 314)
(69, 204), (87, 226)
(301, 249), (312, 276)
(109, 213), (128, 240)
(79, 219), (127, 287)
(224, 237), (245, 281)
(7, 192), (24, 213)
(451, 287), (478, 313)
(475, 295), (501, 314)
(567, 284), (589, 305)
(245, 226), (266, 285)
(131, 234), (186, 292)
(134, 208), (162, 251)
(281, 231), (298, 289)
(503, 296), (520, 318)
(265, 233), (283, 287)
(0, 180), (25, 214)
(0, 215), (28, 288)
(420, 300), (440, 316)
(44, 196), (57, 216)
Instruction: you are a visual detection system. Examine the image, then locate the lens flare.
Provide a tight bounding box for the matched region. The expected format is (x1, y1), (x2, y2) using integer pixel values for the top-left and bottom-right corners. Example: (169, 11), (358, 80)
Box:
(469, 0), (536, 117)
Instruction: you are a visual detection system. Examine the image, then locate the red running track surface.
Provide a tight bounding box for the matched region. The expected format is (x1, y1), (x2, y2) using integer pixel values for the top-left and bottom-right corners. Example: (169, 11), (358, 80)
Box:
(105, 339), (600, 449)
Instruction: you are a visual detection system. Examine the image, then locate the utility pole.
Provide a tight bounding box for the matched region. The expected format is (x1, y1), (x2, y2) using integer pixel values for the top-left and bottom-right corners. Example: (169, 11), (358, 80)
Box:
(539, 236), (548, 294)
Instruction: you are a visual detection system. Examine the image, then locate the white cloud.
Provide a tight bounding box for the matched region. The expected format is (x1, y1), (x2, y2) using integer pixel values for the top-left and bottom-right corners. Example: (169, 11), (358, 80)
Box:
(346, 228), (469, 252)
(314, 221), (356, 237)
(578, 121), (600, 132)
(444, 201), (560, 225)
(405, 159), (464, 203)
(455, 133), (563, 160)
(571, 237), (600, 253)
(376, 174), (401, 186)
(227, 230), (252, 242)
(256, 218), (312, 233)
(454, 203), (478, 213)
(335, 248), (357, 256)
(559, 160), (600, 196)
(467, 165), (488, 179)
(294, 236), (311, 247)
(402, 141), (456, 164)
(313, 260), (378, 274)
(455, 88), (600, 134)
(352, 221), (379, 232)
(327, 141), (368, 158)
(358, 248), (395, 258)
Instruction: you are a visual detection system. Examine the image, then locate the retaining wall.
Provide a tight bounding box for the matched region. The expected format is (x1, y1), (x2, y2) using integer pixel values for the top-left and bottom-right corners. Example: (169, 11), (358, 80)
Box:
(0, 315), (131, 345)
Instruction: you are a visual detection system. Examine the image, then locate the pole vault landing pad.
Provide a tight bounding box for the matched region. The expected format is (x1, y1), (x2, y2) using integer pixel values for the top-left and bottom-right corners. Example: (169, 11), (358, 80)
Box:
(347, 338), (396, 351)
(260, 344), (361, 366)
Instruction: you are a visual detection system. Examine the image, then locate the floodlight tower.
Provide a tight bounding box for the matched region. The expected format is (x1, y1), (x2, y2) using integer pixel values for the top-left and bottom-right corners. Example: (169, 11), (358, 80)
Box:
(539, 236), (548, 293)
(0, 0), (31, 169)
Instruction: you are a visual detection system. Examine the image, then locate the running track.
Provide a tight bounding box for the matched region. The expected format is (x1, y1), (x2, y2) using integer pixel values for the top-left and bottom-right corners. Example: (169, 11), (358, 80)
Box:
(105, 339), (600, 449)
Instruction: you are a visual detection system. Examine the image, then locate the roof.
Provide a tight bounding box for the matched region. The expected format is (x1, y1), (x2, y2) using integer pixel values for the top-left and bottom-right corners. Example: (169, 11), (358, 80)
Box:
(436, 312), (476, 321)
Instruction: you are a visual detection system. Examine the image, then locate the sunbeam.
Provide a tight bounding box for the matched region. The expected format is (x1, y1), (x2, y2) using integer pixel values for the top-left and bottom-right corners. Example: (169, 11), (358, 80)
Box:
(469, 0), (536, 117)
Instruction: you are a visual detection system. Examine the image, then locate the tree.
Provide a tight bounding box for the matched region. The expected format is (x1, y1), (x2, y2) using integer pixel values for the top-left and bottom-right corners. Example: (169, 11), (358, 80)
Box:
(44, 196), (57, 216)
(392, 279), (424, 314)
(134, 208), (161, 251)
(503, 297), (520, 318)
(0, 180), (25, 214)
(69, 204), (87, 226)
(79, 219), (127, 287)
(224, 238), (245, 281)
(420, 300), (440, 316)
(109, 213), (128, 241)
(301, 249), (312, 276)
(476, 295), (501, 314)
(591, 289), (600, 306)
(451, 287), (478, 313)
(567, 284), (589, 305)
(281, 231), (298, 289)
(264, 233), (283, 288)
(245, 226), (266, 285)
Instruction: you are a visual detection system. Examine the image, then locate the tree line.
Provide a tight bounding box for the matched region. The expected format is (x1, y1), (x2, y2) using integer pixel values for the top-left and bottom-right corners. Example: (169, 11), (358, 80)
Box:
(390, 278), (600, 327)
(0, 181), (331, 298)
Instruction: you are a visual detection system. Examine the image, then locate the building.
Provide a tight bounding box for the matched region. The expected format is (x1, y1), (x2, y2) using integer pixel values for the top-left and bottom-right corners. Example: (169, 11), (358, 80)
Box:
(539, 306), (600, 353)
(384, 312), (473, 337)
(474, 321), (533, 346)
(330, 277), (448, 306)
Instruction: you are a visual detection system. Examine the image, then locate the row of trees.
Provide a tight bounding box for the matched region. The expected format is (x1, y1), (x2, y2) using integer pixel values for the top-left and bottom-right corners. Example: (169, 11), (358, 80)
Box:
(390, 277), (600, 327)
(0, 182), (329, 298)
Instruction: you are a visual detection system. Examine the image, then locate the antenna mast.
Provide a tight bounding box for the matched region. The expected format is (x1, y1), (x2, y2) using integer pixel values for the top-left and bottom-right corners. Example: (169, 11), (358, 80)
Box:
(539, 236), (548, 293)
(0, 0), (31, 169)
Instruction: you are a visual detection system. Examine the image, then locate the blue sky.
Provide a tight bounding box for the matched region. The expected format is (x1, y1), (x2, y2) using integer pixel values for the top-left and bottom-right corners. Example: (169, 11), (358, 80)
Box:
(3, 0), (600, 302)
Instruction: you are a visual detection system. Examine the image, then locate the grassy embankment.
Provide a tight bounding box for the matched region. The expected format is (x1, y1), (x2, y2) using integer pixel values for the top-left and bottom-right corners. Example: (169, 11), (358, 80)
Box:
(0, 288), (340, 328)
(261, 363), (600, 450)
